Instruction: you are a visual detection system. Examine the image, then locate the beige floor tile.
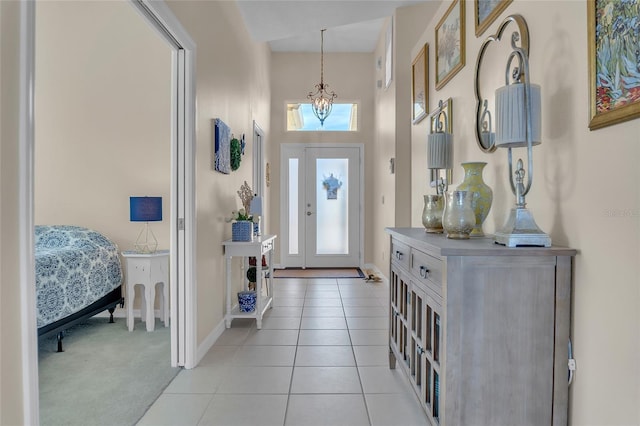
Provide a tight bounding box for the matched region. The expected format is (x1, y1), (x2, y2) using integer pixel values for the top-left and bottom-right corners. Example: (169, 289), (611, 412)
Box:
(349, 329), (388, 345)
(346, 316), (389, 329)
(217, 366), (292, 394)
(231, 345), (297, 366)
(294, 345), (355, 366)
(298, 329), (351, 345)
(290, 366), (361, 393)
(358, 366), (414, 394)
(244, 329), (299, 346)
(198, 394), (287, 426)
(285, 394), (369, 426)
(300, 316), (347, 330)
(353, 345), (391, 367)
(137, 393), (212, 426)
(366, 393), (428, 426)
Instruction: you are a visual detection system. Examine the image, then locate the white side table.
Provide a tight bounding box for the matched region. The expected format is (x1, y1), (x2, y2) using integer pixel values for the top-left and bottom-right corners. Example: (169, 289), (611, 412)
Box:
(222, 235), (276, 329)
(121, 250), (169, 332)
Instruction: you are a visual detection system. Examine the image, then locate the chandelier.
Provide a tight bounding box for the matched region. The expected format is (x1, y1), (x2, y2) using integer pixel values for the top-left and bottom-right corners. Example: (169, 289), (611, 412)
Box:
(307, 29), (337, 126)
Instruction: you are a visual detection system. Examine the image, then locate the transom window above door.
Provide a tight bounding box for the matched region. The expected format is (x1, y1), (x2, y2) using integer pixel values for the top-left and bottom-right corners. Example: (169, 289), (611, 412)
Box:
(286, 103), (358, 131)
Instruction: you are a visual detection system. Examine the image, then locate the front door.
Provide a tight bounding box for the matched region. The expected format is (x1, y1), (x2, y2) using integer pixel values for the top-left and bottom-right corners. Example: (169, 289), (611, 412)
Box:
(281, 144), (362, 268)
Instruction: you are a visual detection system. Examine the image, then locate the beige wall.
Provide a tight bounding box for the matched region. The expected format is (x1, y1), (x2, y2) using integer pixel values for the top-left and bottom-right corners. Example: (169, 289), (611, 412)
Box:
(371, 3), (441, 272)
(35, 1), (172, 253)
(409, 1), (639, 424)
(269, 51), (374, 264)
(1, 2), (27, 423)
(166, 0), (271, 345)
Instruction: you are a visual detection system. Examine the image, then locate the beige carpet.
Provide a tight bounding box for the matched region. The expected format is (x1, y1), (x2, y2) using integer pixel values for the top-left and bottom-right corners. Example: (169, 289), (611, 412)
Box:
(273, 268), (364, 278)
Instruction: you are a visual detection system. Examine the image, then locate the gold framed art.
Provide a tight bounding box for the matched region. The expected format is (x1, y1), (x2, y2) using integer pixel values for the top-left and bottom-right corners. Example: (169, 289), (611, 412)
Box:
(588, 0), (640, 130)
(412, 43), (429, 124)
(474, 0), (513, 37)
(436, 0), (465, 90)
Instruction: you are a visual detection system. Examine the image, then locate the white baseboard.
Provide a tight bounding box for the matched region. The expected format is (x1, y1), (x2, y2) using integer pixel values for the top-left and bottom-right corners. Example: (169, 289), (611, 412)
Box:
(195, 318), (227, 366)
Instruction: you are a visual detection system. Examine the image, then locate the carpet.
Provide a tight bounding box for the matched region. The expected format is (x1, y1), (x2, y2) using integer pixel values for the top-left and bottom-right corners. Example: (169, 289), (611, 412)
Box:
(273, 267), (365, 278)
(38, 317), (179, 426)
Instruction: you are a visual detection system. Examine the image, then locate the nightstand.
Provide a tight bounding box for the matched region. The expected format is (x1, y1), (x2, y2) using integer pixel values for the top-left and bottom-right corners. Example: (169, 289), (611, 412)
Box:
(121, 250), (169, 332)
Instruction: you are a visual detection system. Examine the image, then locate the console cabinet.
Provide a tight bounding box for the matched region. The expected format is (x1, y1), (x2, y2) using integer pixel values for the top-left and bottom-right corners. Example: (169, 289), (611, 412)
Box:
(386, 228), (576, 426)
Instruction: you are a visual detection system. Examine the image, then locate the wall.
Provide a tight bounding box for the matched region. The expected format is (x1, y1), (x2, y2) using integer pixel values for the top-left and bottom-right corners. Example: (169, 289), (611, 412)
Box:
(409, 1), (639, 424)
(371, 2), (441, 272)
(269, 51), (374, 264)
(165, 0), (271, 346)
(35, 1), (172, 254)
(1, 2), (27, 423)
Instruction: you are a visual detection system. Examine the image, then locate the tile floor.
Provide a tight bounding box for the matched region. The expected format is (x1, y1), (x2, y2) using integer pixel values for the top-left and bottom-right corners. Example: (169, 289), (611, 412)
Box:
(137, 277), (429, 426)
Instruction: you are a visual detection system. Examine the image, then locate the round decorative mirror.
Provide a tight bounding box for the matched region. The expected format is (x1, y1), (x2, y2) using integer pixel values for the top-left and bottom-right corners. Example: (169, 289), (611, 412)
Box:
(474, 14), (530, 153)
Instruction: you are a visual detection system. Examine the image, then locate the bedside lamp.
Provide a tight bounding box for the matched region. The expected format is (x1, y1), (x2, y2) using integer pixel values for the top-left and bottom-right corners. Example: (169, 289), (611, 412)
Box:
(130, 196), (162, 253)
(493, 29), (551, 247)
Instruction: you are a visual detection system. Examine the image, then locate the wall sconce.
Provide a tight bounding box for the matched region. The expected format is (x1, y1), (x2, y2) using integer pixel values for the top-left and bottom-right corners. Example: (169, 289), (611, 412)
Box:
(427, 99), (454, 195)
(130, 196), (162, 253)
(493, 24), (550, 247)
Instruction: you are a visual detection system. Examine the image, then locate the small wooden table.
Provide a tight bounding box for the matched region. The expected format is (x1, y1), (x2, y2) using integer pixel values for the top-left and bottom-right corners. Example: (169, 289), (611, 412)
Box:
(222, 235), (276, 329)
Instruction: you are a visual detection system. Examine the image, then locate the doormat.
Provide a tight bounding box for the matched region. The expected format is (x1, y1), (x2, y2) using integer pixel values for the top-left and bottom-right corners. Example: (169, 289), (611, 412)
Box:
(273, 268), (365, 279)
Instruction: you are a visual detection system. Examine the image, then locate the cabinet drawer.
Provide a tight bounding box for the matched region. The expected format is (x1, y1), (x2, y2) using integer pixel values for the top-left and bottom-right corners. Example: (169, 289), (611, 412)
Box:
(410, 248), (443, 295)
(391, 239), (410, 271)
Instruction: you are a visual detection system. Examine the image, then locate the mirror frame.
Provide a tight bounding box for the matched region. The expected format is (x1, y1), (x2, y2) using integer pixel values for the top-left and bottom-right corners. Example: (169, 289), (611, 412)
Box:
(474, 14), (529, 153)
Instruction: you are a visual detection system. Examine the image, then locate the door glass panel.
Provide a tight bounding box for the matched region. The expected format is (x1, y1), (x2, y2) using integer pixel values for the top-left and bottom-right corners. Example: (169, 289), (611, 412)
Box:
(315, 158), (348, 254)
(288, 158), (299, 255)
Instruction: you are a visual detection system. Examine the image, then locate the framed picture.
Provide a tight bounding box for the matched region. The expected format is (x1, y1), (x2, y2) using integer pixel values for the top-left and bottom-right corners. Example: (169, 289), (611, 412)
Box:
(385, 18), (393, 88)
(588, 0), (640, 130)
(412, 44), (429, 124)
(435, 0), (465, 90)
(474, 0), (512, 37)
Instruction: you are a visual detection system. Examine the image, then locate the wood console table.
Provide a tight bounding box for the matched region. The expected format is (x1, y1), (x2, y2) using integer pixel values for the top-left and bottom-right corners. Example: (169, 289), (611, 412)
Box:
(386, 228), (576, 425)
(222, 235), (276, 329)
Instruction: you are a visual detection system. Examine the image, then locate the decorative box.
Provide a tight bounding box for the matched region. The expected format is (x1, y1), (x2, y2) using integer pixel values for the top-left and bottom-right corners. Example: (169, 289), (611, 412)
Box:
(232, 221), (253, 242)
(237, 291), (256, 312)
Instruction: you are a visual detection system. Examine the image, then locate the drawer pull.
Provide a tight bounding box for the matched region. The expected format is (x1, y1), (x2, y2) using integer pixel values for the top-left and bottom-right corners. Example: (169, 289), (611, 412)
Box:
(416, 345), (424, 355)
(395, 251), (404, 260)
(419, 266), (430, 279)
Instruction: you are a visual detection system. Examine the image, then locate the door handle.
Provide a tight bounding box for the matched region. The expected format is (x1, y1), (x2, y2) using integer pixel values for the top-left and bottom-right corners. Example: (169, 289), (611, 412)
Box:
(307, 211), (313, 216)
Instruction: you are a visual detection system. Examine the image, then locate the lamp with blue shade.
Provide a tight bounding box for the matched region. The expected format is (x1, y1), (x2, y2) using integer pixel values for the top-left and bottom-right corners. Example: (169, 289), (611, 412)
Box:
(130, 196), (162, 253)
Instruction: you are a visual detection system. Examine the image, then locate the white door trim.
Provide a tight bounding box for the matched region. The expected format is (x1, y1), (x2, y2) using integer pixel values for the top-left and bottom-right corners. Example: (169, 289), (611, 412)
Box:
(19, 0), (198, 420)
(280, 143), (364, 269)
(128, 0), (197, 369)
(18, 2), (38, 424)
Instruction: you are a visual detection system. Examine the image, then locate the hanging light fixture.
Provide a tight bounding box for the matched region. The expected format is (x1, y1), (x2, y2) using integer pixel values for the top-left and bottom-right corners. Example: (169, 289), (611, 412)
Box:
(307, 29), (337, 126)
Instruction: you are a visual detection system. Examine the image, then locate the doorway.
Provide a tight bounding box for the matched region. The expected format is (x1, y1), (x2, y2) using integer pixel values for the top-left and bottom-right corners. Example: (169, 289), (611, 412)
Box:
(18, 0), (197, 422)
(280, 144), (363, 268)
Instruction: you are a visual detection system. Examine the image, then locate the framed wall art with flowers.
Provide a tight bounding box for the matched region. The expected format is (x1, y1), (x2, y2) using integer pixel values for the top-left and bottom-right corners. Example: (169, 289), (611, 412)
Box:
(588, 0), (640, 130)
(435, 0), (465, 90)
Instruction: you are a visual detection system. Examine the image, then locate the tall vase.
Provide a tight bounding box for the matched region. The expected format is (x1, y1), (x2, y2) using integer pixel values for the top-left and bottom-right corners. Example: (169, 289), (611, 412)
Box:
(456, 162), (493, 237)
(443, 191), (476, 239)
(422, 194), (444, 233)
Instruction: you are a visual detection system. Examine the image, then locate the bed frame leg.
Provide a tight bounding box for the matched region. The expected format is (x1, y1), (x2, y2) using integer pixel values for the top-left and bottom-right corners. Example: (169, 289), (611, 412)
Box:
(108, 307), (115, 323)
(56, 331), (64, 352)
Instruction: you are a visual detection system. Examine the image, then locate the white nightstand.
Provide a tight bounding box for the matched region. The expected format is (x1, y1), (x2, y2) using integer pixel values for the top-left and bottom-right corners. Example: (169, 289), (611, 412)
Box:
(121, 250), (169, 332)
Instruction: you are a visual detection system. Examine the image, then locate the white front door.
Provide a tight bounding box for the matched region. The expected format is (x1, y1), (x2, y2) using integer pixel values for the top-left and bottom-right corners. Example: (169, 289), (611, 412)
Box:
(281, 144), (363, 268)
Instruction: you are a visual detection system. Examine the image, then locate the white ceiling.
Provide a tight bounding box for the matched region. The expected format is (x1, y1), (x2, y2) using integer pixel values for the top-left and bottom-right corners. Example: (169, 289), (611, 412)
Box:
(235, 0), (433, 52)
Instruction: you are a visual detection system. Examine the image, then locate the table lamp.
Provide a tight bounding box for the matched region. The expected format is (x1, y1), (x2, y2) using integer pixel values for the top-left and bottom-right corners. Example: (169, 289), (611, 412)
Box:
(249, 195), (263, 236)
(130, 196), (162, 253)
(493, 29), (551, 247)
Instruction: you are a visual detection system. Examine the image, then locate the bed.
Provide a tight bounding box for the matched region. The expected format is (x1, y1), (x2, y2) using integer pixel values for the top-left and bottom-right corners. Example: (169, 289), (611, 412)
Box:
(36, 225), (124, 351)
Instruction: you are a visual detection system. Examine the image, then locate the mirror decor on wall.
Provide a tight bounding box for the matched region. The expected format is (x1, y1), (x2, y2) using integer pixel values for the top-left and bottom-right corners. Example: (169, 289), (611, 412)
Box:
(473, 14), (529, 153)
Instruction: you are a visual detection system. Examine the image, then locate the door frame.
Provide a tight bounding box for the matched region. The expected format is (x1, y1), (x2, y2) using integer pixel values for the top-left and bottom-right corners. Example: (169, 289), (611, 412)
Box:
(279, 143), (364, 269)
(18, 1), (197, 422)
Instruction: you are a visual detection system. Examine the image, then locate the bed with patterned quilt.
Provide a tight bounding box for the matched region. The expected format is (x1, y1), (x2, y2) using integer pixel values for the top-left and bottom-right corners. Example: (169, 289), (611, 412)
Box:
(36, 225), (124, 351)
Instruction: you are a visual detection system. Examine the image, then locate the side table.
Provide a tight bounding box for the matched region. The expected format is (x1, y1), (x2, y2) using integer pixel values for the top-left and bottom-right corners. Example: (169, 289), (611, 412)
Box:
(222, 235), (276, 329)
(121, 250), (170, 332)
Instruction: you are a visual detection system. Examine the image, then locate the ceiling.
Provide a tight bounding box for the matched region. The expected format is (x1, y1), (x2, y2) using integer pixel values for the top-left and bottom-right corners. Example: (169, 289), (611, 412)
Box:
(235, 0), (433, 52)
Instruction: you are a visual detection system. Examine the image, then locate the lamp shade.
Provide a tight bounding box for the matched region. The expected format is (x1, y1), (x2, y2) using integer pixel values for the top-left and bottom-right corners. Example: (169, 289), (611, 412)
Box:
(427, 132), (453, 170)
(249, 196), (263, 216)
(495, 82), (542, 148)
(130, 197), (162, 222)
